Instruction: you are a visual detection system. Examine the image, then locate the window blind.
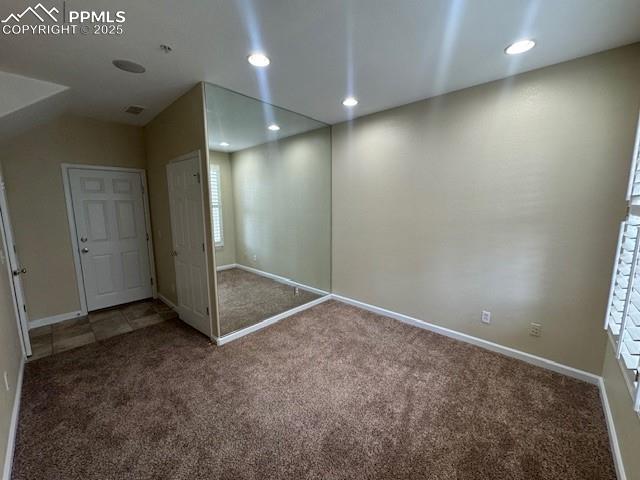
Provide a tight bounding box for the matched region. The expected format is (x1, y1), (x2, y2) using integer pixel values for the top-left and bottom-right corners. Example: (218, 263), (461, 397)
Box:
(209, 164), (223, 247)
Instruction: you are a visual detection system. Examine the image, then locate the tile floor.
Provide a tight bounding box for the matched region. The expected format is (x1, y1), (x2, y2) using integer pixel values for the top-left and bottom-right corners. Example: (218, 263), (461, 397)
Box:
(29, 298), (177, 360)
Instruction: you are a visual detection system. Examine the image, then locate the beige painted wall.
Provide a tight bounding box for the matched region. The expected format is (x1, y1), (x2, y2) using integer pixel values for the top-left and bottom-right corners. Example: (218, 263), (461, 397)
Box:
(209, 150), (237, 267)
(0, 165), (24, 476)
(230, 127), (332, 291)
(0, 114), (146, 320)
(144, 84), (219, 337)
(332, 44), (640, 374)
(602, 341), (640, 479)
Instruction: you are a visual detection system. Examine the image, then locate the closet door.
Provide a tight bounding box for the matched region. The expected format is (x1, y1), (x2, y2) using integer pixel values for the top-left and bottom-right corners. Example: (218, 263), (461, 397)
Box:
(166, 154), (212, 337)
(0, 173), (31, 356)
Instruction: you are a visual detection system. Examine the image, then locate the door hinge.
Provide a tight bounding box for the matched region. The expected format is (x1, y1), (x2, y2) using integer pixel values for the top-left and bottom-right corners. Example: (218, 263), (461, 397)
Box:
(23, 304), (26, 313)
(202, 242), (205, 252)
(206, 306), (209, 315)
(150, 277), (154, 286)
(194, 172), (201, 184)
(140, 178), (145, 194)
(146, 233), (149, 241)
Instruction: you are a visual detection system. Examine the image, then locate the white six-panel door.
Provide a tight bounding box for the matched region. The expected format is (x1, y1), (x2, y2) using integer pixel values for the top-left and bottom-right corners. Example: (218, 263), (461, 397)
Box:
(166, 155), (212, 337)
(69, 168), (153, 311)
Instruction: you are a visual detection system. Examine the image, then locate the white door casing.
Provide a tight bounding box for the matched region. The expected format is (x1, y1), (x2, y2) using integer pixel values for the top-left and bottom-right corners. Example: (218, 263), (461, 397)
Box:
(166, 154), (212, 337)
(0, 176), (31, 356)
(68, 168), (153, 311)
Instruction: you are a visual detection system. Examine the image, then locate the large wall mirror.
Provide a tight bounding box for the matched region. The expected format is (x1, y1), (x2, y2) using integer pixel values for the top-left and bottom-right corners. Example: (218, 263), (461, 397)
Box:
(204, 83), (331, 338)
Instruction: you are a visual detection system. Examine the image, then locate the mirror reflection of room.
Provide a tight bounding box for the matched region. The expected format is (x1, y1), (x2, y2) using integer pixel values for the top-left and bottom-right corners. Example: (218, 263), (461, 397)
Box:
(205, 84), (331, 336)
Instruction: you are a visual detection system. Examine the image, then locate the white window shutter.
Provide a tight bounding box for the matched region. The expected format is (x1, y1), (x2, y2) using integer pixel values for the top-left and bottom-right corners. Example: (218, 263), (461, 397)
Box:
(605, 215), (640, 412)
(626, 111), (640, 201)
(605, 221), (627, 333)
(209, 164), (224, 247)
(606, 110), (640, 412)
(605, 220), (640, 337)
(618, 229), (640, 367)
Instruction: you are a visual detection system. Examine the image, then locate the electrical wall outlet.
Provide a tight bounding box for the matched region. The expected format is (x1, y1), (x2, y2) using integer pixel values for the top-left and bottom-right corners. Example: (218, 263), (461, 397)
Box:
(481, 310), (491, 324)
(3, 371), (9, 392)
(252, 254), (257, 262)
(529, 322), (542, 337)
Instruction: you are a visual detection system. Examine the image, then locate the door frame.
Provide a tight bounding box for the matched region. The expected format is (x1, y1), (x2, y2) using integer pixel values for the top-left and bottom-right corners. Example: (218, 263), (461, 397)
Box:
(0, 175), (31, 356)
(61, 164), (158, 315)
(166, 150), (215, 339)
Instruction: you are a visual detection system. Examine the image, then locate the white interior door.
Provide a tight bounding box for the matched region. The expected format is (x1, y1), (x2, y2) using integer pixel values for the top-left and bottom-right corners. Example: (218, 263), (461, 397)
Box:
(0, 175), (31, 356)
(69, 168), (153, 311)
(166, 155), (212, 337)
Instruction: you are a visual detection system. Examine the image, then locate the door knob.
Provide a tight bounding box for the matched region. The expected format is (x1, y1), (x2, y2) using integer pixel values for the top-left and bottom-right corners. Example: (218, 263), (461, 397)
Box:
(12, 268), (26, 276)
(81, 247), (89, 253)
(171, 250), (178, 257)
(80, 237), (88, 243)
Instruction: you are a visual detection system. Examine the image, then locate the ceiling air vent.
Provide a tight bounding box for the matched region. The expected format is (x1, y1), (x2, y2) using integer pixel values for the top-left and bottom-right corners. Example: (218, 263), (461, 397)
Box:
(124, 105), (145, 115)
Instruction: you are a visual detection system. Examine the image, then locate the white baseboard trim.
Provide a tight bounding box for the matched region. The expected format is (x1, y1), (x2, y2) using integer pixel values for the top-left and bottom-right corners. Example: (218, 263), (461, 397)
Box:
(28, 310), (84, 330)
(233, 264), (330, 297)
(157, 293), (178, 311)
(3, 357), (24, 480)
(330, 294), (601, 385)
(216, 263), (238, 272)
(215, 294), (332, 346)
(599, 378), (627, 480)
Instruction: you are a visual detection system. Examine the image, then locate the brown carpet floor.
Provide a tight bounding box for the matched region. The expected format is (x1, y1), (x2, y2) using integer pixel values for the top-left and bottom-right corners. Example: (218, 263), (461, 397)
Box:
(12, 301), (615, 480)
(217, 267), (321, 335)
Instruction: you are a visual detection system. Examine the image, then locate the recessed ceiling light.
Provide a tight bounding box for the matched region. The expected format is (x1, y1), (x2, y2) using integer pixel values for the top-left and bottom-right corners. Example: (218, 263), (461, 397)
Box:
(219, 142), (230, 147)
(112, 59), (146, 74)
(268, 124), (280, 131)
(248, 53), (270, 67)
(505, 39), (536, 55)
(342, 96), (358, 107)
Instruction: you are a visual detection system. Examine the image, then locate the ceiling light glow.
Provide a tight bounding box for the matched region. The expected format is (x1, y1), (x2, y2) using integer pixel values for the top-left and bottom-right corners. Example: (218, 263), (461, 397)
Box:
(248, 53), (271, 67)
(219, 142), (230, 147)
(342, 96), (358, 107)
(505, 39), (536, 55)
(268, 124), (280, 131)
